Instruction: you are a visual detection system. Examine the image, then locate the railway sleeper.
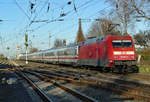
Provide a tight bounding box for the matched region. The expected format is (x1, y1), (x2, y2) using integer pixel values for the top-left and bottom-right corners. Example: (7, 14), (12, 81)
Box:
(25, 70), (150, 98)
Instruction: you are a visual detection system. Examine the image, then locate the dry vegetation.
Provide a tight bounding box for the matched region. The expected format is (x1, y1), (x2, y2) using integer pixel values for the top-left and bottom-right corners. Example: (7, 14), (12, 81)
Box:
(136, 49), (150, 73)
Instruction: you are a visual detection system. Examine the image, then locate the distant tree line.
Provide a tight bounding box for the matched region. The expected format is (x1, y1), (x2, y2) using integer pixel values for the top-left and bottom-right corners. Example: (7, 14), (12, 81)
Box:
(0, 54), (7, 60)
(53, 39), (66, 48)
(134, 30), (150, 48)
(86, 18), (121, 39)
(29, 47), (39, 53)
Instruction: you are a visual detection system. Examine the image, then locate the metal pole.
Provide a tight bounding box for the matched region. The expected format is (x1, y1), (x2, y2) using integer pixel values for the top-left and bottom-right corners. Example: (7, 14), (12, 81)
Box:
(48, 33), (51, 49)
(25, 34), (28, 64)
(25, 46), (28, 64)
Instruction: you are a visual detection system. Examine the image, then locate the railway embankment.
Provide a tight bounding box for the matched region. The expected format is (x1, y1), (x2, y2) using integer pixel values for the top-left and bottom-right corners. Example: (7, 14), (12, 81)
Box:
(12, 60), (150, 102)
(0, 62), (42, 102)
(12, 60), (138, 102)
(1, 59), (149, 102)
(136, 49), (150, 73)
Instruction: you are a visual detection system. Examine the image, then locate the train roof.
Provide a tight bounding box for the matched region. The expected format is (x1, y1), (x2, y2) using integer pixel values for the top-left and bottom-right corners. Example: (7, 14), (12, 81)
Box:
(28, 43), (79, 55)
(82, 36), (104, 45)
(79, 35), (132, 45)
(28, 35), (132, 55)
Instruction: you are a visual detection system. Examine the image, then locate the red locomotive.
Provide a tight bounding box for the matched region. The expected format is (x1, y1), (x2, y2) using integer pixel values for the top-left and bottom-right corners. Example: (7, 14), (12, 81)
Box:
(20, 35), (138, 73)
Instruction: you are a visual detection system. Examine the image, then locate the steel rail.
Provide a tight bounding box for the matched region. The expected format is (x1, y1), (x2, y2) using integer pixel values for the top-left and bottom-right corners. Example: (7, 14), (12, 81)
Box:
(38, 68), (150, 88)
(9, 61), (150, 102)
(23, 70), (98, 102)
(16, 71), (53, 102)
(37, 68), (150, 90)
(29, 69), (150, 90)
(26, 69), (150, 102)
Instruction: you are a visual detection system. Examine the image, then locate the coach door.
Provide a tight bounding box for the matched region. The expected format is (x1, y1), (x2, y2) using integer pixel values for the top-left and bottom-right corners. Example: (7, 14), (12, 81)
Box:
(103, 42), (108, 67)
(96, 40), (100, 66)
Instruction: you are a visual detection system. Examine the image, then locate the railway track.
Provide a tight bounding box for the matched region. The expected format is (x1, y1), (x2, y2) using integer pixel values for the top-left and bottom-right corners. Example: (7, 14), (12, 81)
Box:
(0, 61), (52, 102)
(18, 72), (53, 101)
(30, 67), (150, 90)
(15, 68), (98, 102)
(15, 70), (53, 102)
(19, 61), (150, 82)
(10, 61), (150, 102)
(24, 68), (150, 102)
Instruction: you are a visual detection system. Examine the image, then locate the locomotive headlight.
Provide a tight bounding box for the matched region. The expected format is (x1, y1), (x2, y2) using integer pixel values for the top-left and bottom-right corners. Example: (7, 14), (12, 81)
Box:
(126, 51), (134, 55)
(114, 51), (134, 55)
(113, 51), (121, 55)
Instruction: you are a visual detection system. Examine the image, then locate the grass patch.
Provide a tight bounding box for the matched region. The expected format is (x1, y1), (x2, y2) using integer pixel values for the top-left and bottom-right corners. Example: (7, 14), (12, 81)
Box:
(136, 49), (150, 67)
(138, 65), (150, 73)
(0, 59), (3, 63)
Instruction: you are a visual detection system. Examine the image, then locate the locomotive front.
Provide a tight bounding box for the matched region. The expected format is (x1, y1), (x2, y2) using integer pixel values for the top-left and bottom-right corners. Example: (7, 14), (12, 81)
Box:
(107, 35), (138, 73)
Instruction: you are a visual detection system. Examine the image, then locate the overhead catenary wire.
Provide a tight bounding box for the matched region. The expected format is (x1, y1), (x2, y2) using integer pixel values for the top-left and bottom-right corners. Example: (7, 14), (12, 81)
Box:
(44, 1), (104, 33)
(47, 6), (111, 40)
(23, 1), (110, 48)
(2, 0), (111, 56)
(25, 0), (99, 33)
(19, 0), (53, 37)
(14, 0), (97, 36)
(5, 1), (110, 44)
(14, 0), (30, 20)
(28, 0), (50, 26)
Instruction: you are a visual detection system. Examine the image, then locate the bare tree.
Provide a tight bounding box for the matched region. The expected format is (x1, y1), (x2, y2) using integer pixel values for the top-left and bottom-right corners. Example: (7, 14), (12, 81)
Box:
(106, 0), (136, 35)
(53, 39), (65, 48)
(134, 30), (150, 48)
(86, 18), (120, 39)
(87, 21), (102, 39)
(131, 0), (150, 20)
(29, 47), (38, 53)
(0, 53), (7, 60)
(0, 54), (4, 58)
(100, 18), (120, 35)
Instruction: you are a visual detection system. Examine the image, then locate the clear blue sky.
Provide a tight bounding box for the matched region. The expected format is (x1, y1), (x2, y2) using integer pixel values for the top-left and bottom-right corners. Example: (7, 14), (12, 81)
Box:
(0, 0), (148, 57)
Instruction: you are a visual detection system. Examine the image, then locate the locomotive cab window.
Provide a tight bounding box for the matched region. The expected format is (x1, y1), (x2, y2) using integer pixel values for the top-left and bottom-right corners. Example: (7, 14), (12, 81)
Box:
(112, 40), (132, 48)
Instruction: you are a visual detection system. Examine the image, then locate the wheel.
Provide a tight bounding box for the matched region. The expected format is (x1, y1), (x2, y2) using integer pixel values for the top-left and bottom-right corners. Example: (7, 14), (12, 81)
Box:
(134, 66), (139, 73)
(102, 67), (109, 73)
(132, 66), (139, 73)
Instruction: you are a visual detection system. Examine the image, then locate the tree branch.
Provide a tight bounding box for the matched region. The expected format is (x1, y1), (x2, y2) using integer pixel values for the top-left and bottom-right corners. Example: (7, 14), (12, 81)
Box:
(132, 1), (150, 20)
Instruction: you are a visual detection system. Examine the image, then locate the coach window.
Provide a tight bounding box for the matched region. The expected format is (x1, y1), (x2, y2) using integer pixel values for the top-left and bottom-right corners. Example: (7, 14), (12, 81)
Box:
(45, 53), (48, 56)
(45, 52), (53, 56)
(48, 52), (51, 56)
(46, 52), (49, 56)
(49, 52), (54, 56)
(64, 48), (71, 56)
(57, 50), (64, 56)
(68, 49), (73, 55)
(57, 51), (60, 56)
(46, 53), (49, 56)
(64, 50), (68, 55)
(51, 52), (55, 56)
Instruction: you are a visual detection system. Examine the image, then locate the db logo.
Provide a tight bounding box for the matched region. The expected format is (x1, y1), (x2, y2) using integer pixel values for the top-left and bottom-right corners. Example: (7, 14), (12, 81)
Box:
(120, 56), (128, 58)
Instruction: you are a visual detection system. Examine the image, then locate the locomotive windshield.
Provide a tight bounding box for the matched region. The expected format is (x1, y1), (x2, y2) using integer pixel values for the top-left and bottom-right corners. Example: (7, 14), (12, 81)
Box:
(112, 40), (132, 48)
